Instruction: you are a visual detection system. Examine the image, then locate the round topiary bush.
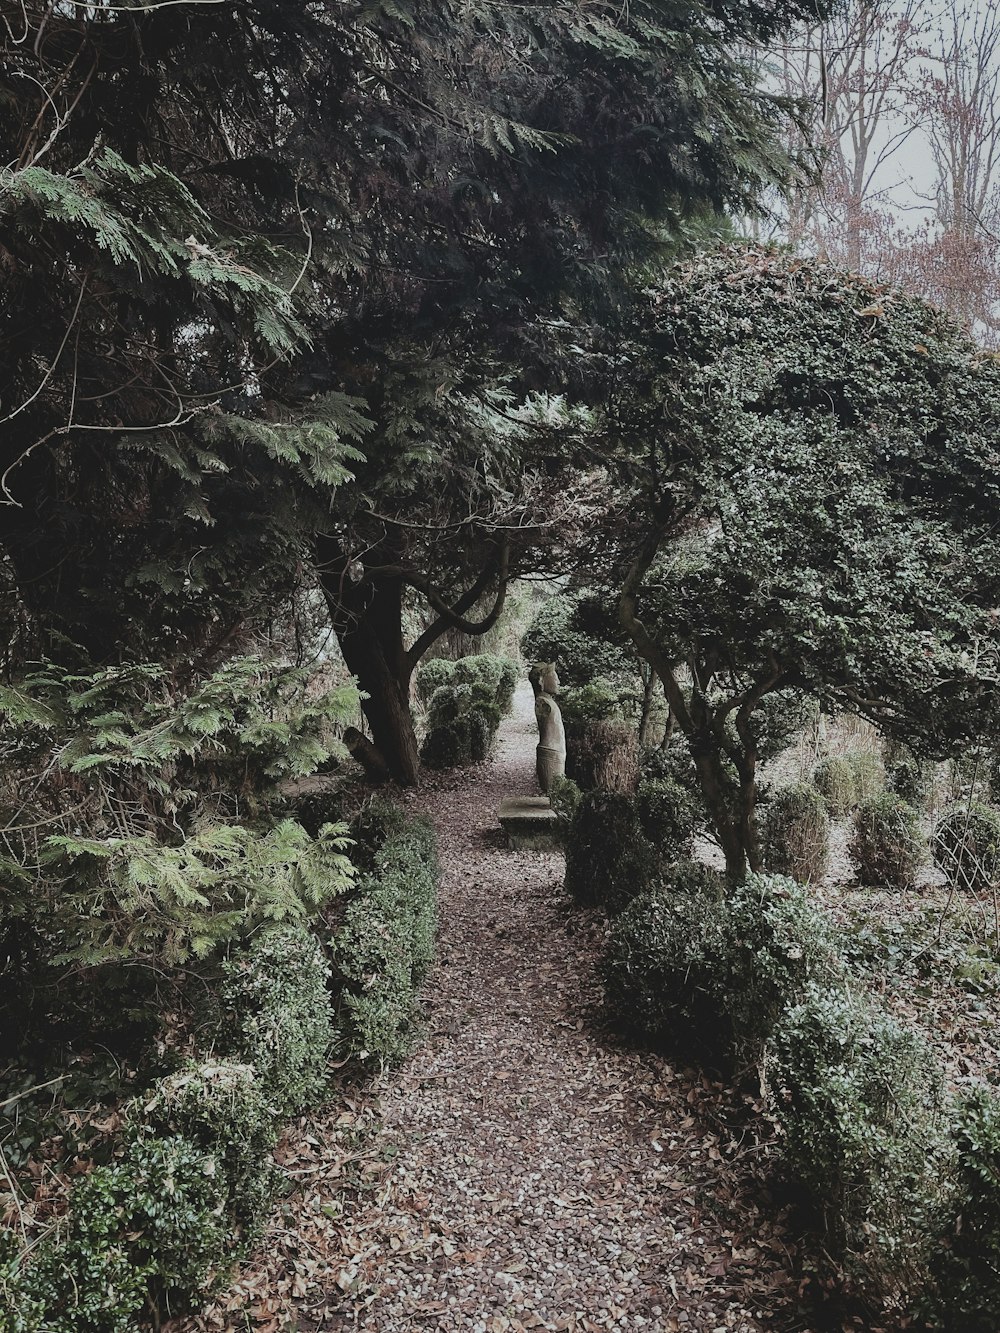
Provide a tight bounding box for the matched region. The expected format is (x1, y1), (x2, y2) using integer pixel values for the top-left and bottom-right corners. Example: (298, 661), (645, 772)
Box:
(655, 859), (725, 899)
(933, 803), (1000, 893)
(603, 883), (730, 1055)
(564, 790), (655, 913)
(848, 793), (924, 890)
(414, 657), (455, 707)
(761, 783), (830, 884)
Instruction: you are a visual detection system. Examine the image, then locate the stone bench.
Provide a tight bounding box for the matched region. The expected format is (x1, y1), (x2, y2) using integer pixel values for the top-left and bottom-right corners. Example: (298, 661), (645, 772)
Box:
(498, 796), (561, 851)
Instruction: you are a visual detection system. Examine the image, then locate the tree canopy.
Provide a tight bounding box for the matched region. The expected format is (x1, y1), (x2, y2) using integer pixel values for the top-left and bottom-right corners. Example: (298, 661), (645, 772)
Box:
(619, 247), (1000, 877)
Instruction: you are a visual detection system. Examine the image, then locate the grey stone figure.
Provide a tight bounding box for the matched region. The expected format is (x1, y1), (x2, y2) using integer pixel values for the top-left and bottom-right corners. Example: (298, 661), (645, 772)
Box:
(534, 691), (566, 794)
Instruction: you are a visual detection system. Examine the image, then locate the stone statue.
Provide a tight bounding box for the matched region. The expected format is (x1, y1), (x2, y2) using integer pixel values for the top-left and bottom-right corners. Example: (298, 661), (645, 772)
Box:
(534, 691), (566, 794)
(528, 661), (560, 699)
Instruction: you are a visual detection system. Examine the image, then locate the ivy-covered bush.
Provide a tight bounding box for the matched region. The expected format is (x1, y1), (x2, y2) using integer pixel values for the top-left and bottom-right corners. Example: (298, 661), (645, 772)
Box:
(848, 792), (924, 890)
(887, 753), (929, 807)
(932, 803), (1000, 893)
(761, 783), (830, 883)
(329, 805), (438, 1063)
(769, 984), (950, 1290)
(220, 924), (335, 1115)
(6, 1133), (225, 1332)
(931, 1086), (1000, 1330)
(604, 872), (842, 1067)
(563, 791), (655, 913)
(129, 1060), (278, 1242)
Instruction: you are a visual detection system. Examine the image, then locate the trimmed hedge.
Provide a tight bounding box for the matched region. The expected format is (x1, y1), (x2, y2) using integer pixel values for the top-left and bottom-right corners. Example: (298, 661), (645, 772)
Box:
(563, 790), (656, 913)
(329, 800), (438, 1063)
(769, 985), (949, 1292)
(418, 654), (517, 770)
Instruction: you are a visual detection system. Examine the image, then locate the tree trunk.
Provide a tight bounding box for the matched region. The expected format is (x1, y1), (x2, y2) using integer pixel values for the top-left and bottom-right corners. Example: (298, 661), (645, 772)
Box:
(690, 742), (749, 884)
(317, 546), (420, 786)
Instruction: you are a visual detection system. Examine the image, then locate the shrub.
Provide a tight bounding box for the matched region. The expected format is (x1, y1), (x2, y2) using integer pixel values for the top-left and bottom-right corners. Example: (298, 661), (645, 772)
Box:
(933, 803), (1000, 893)
(521, 592), (629, 688)
(931, 1087), (1000, 1331)
(220, 924), (335, 1115)
(848, 792), (924, 890)
(655, 859), (726, 900)
(604, 872), (842, 1067)
(132, 1060), (277, 1243)
(724, 874), (844, 1065)
(769, 984), (950, 1289)
(452, 653), (519, 715)
(420, 672), (507, 770)
(10, 1134), (225, 1332)
(815, 752), (883, 816)
(330, 811), (438, 1063)
(761, 783), (830, 883)
(414, 657), (455, 706)
(559, 681), (623, 723)
(565, 719), (638, 793)
(887, 753), (929, 807)
(291, 786), (344, 838)
(604, 883), (731, 1056)
(635, 775), (702, 858)
(563, 791), (655, 913)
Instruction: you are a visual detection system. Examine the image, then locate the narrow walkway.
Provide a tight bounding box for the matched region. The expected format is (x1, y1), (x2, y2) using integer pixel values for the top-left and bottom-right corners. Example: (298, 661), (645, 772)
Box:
(348, 685), (802, 1332)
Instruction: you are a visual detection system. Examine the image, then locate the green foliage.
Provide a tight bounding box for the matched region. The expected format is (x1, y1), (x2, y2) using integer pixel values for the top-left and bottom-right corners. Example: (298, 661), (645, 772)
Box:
(0, 658), (357, 965)
(330, 808), (438, 1064)
(220, 926), (335, 1116)
(931, 1087), (1000, 1330)
(849, 793), (925, 890)
(887, 752), (930, 806)
(605, 873), (842, 1067)
(415, 658), (456, 707)
(419, 664), (511, 770)
(131, 1060), (278, 1243)
(604, 881), (731, 1055)
(6, 1134), (225, 1332)
(635, 775), (703, 857)
(769, 984), (950, 1287)
(563, 791), (655, 913)
(762, 784), (830, 883)
(559, 681), (626, 724)
(548, 774), (583, 826)
(933, 803), (1000, 893)
(522, 593), (632, 690)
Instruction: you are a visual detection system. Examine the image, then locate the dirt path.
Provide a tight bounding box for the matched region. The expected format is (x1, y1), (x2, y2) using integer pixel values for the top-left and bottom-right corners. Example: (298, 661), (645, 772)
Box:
(340, 684), (803, 1333)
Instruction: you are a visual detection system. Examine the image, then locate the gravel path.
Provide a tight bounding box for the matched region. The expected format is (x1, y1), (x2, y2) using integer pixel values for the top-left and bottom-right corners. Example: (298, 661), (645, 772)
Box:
(353, 685), (798, 1333)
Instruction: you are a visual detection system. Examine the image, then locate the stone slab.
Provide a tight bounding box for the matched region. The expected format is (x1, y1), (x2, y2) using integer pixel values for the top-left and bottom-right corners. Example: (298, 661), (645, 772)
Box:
(499, 796), (561, 851)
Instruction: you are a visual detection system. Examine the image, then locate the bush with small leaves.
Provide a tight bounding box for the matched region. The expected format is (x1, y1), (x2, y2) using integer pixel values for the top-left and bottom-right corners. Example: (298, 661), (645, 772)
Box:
(761, 783), (830, 883)
(10, 1134), (225, 1332)
(414, 657), (455, 707)
(655, 859), (726, 900)
(932, 803), (1000, 894)
(220, 925), (334, 1115)
(769, 984), (951, 1292)
(887, 753), (929, 807)
(132, 1060), (278, 1243)
(563, 791), (655, 913)
(849, 792), (924, 890)
(635, 775), (702, 858)
(604, 872), (842, 1067)
(603, 882), (730, 1056)
(330, 810), (438, 1064)
(548, 774), (582, 826)
(564, 719), (638, 793)
(930, 1086), (1000, 1331)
